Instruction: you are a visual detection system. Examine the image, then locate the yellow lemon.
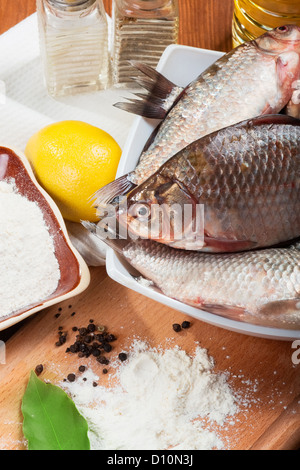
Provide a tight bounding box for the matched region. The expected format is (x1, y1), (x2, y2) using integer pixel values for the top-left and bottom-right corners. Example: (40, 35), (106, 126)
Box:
(25, 120), (122, 223)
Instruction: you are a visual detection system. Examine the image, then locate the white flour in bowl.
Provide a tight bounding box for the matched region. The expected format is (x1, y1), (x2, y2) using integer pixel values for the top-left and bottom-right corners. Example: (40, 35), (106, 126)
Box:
(0, 179), (60, 318)
(62, 339), (240, 450)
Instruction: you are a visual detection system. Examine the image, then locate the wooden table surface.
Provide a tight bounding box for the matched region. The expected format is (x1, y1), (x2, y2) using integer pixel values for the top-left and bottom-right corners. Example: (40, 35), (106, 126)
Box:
(0, 0), (299, 451)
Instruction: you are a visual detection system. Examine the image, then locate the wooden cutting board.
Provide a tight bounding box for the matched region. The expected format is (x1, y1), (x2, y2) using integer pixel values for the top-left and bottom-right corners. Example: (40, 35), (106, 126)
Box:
(0, 266), (299, 450)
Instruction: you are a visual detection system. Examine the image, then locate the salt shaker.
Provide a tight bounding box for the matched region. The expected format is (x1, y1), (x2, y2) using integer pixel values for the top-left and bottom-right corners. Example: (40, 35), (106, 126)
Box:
(111, 0), (179, 87)
(36, 0), (111, 97)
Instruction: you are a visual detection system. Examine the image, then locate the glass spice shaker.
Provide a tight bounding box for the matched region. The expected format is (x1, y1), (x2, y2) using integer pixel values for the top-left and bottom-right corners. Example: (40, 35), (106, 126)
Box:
(111, 0), (179, 87)
(36, 0), (111, 97)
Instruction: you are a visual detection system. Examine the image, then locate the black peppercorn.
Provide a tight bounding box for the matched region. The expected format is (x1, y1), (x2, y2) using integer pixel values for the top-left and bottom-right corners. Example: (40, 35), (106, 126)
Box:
(83, 335), (92, 344)
(118, 352), (128, 362)
(35, 364), (43, 376)
(78, 327), (87, 336)
(95, 333), (105, 342)
(87, 323), (96, 332)
(182, 321), (191, 329)
(106, 334), (117, 342)
(69, 344), (77, 353)
(103, 343), (112, 353)
(97, 356), (109, 365)
(67, 373), (76, 382)
(172, 323), (181, 332)
(55, 333), (67, 347)
(92, 348), (101, 357)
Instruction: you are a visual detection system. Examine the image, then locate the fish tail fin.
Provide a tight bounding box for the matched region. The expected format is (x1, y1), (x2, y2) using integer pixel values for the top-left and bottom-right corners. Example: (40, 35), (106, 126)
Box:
(114, 61), (183, 119)
(90, 173), (137, 210)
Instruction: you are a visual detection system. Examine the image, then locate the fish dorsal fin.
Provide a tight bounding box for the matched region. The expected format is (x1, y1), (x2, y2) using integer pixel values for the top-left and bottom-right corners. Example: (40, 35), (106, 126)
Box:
(114, 61), (184, 119)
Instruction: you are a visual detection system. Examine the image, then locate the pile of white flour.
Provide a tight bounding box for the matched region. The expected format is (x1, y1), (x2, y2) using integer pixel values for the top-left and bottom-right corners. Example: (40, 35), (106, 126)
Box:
(0, 179), (60, 318)
(62, 340), (239, 450)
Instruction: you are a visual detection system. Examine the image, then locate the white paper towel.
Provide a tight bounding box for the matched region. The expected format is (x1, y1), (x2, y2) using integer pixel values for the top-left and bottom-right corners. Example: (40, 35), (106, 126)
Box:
(0, 13), (136, 266)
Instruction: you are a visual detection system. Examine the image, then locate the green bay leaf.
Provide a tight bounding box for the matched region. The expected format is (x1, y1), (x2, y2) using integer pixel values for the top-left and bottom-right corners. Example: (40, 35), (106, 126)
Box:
(21, 370), (90, 450)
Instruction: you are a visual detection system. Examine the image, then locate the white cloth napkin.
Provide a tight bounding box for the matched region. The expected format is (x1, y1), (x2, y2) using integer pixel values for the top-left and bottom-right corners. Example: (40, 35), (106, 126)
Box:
(0, 13), (136, 266)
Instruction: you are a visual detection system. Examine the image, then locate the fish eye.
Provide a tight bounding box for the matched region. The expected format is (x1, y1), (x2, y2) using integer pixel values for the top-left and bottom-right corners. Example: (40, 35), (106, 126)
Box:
(277, 26), (288, 33)
(130, 203), (151, 220)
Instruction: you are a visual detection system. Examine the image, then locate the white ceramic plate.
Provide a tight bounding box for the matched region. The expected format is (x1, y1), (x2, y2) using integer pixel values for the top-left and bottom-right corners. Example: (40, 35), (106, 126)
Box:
(106, 44), (300, 341)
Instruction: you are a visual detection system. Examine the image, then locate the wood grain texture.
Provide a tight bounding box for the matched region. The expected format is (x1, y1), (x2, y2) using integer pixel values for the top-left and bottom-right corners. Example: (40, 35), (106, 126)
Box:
(250, 395), (300, 451)
(178, 0), (234, 51)
(0, 0), (299, 451)
(0, 0), (37, 34)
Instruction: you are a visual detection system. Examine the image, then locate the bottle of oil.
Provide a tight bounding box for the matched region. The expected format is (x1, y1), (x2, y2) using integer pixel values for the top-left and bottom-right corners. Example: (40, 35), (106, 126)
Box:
(233, 0), (300, 47)
(111, 0), (179, 87)
(36, 0), (111, 97)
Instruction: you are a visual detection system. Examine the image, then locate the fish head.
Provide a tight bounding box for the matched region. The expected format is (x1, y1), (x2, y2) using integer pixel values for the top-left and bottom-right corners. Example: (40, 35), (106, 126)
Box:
(255, 26), (300, 109)
(117, 172), (202, 248)
(256, 25), (300, 53)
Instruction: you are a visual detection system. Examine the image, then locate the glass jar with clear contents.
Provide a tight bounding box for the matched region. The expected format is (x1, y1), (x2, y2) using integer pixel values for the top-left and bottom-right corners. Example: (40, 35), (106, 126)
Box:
(37, 0), (111, 97)
(111, 0), (179, 87)
(233, 0), (300, 47)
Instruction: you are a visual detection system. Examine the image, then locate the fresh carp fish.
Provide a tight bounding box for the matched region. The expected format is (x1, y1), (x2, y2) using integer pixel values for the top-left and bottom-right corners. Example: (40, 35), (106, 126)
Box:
(95, 24), (300, 206)
(115, 115), (300, 252)
(82, 221), (300, 330)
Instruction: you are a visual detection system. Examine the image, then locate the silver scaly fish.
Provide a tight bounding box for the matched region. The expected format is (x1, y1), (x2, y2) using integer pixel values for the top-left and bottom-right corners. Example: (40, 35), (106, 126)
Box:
(82, 223), (300, 330)
(94, 25), (300, 206)
(116, 115), (300, 253)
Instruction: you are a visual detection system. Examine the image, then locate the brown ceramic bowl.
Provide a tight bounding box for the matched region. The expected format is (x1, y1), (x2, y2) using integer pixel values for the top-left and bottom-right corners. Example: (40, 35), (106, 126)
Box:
(0, 146), (90, 331)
